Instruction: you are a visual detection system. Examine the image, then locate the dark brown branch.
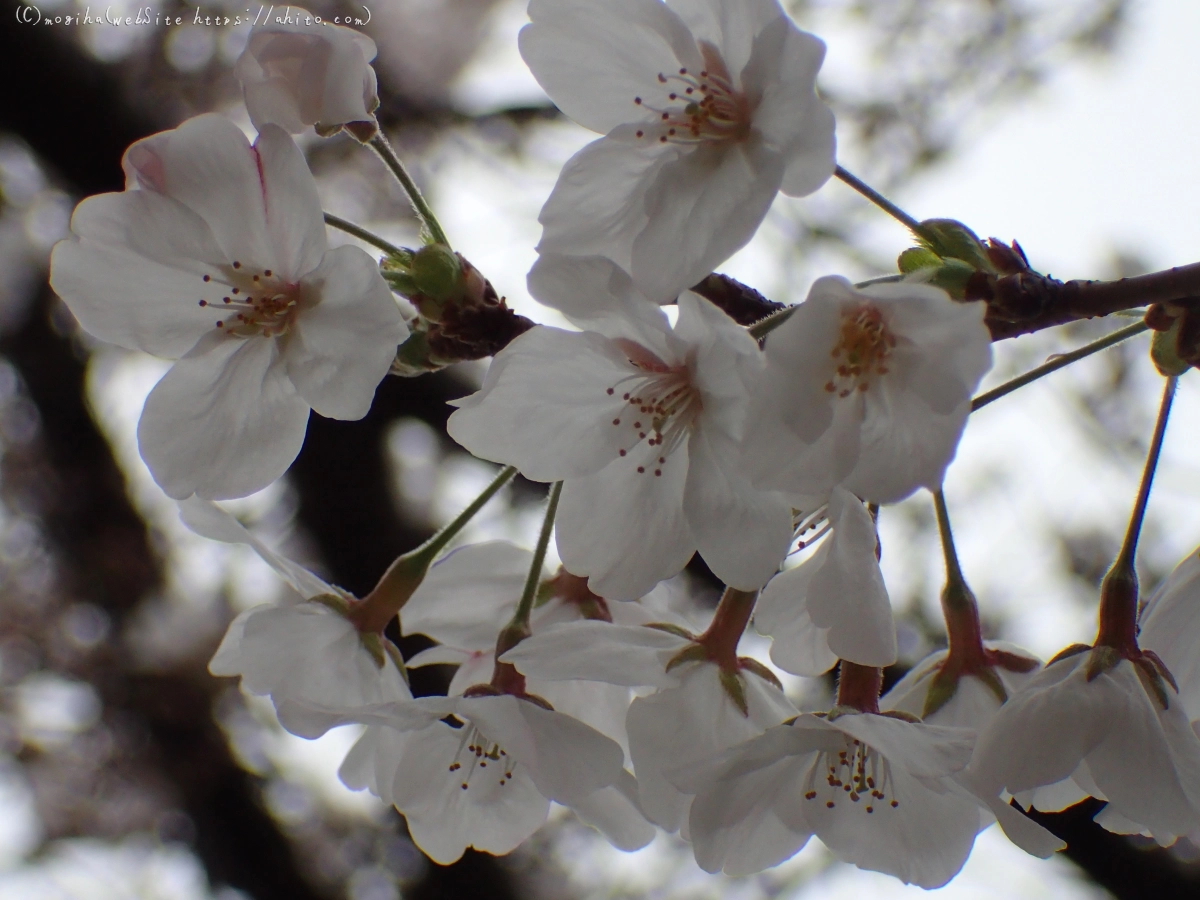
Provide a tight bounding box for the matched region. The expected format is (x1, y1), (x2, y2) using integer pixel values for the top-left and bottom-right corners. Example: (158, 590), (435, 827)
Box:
(690, 274), (787, 326)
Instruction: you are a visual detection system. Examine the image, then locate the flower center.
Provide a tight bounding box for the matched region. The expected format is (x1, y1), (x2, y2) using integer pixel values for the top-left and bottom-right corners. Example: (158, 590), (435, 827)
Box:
(824, 304), (896, 398)
(631, 42), (752, 146)
(197, 260), (301, 338)
(446, 722), (516, 791)
(604, 342), (702, 477)
(803, 736), (899, 814)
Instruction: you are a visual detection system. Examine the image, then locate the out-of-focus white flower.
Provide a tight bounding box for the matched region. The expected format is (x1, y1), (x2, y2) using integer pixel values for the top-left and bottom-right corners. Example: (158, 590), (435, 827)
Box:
(744, 276), (992, 505)
(970, 649), (1200, 844)
(339, 692), (626, 863)
(687, 711), (983, 884)
(1138, 547), (1200, 720)
(521, 0), (836, 302)
(181, 497), (411, 738)
(50, 115), (406, 499)
(502, 618), (796, 832)
(448, 255), (792, 600)
(236, 9), (380, 134)
(756, 486), (895, 675)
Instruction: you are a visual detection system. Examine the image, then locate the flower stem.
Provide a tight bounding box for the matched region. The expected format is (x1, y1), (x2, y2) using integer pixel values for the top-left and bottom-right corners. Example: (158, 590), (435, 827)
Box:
(508, 481), (564, 633)
(367, 132), (450, 247)
(932, 490), (986, 669)
(971, 321), (1150, 412)
(1096, 377), (1177, 651)
(836, 661), (882, 714)
(700, 587), (759, 671)
(834, 166), (921, 232)
(323, 212), (407, 256)
(349, 465), (517, 633)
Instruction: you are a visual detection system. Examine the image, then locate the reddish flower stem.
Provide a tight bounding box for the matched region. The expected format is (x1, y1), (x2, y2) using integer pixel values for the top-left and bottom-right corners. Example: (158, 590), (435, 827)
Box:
(699, 587), (758, 671)
(837, 661), (882, 714)
(932, 490), (988, 671)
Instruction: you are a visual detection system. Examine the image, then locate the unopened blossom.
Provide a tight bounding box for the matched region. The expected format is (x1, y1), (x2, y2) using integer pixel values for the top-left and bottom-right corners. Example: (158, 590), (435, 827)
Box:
(756, 486), (895, 675)
(970, 649), (1200, 844)
(448, 255), (793, 600)
(688, 710), (985, 883)
(503, 618), (797, 831)
(50, 115), (405, 499)
(1137, 547), (1200, 720)
(744, 276), (992, 505)
(182, 497), (410, 738)
(236, 8), (380, 134)
(339, 692), (626, 863)
(522, 0), (836, 302)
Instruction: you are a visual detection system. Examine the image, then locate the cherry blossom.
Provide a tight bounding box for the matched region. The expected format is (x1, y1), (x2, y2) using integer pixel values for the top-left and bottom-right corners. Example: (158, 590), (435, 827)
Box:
(1137, 547), (1200, 720)
(49, 115), (406, 499)
(970, 649), (1200, 844)
(743, 276), (992, 504)
(236, 9), (380, 135)
(502, 617), (797, 832)
(522, 0), (836, 302)
(181, 497), (410, 739)
(339, 692), (627, 864)
(447, 255), (792, 599)
(755, 486), (895, 675)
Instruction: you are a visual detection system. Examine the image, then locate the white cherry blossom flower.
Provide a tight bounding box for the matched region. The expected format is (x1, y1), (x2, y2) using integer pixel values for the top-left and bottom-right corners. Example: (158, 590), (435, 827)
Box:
(1137, 547), (1200, 720)
(502, 618), (797, 832)
(339, 692), (626, 864)
(755, 486), (895, 675)
(970, 649), (1200, 844)
(50, 115), (406, 499)
(448, 255), (792, 600)
(181, 497), (411, 738)
(522, 0), (836, 302)
(744, 276), (992, 505)
(236, 9), (380, 134)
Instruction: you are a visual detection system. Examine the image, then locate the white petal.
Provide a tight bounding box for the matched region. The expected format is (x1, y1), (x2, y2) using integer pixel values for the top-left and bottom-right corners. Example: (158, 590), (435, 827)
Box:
(1139, 547), (1200, 719)
(178, 496), (334, 599)
(122, 114), (275, 271)
(447, 327), (634, 481)
(501, 621), (687, 688)
(667, 0), (784, 76)
(569, 770), (656, 851)
(138, 334), (310, 499)
(555, 444), (695, 601)
(755, 562), (839, 676)
(631, 140), (785, 303)
(832, 713), (974, 780)
(286, 245), (405, 419)
(255, 125), (327, 279)
(521, 0), (701, 135)
(401, 542), (533, 649)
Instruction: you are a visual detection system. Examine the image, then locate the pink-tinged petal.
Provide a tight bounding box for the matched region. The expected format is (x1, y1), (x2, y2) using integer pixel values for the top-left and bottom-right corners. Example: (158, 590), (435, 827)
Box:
(501, 620), (689, 688)
(527, 254), (674, 351)
(254, 125), (327, 279)
(383, 723), (551, 865)
(556, 443), (695, 600)
(668, 0), (785, 77)
(571, 771), (656, 851)
(521, 0), (701, 135)
(284, 245), (405, 419)
(675, 292), (762, 434)
(401, 542), (533, 649)
(683, 426), (791, 590)
(138, 333), (310, 499)
(632, 140), (785, 303)
(806, 488), (897, 666)
(459, 695), (624, 805)
(178, 496), (335, 599)
(536, 136), (672, 276)
(755, 563), (839, 676)
(447, 326), (634, 481)
(122, 114), (274, 271)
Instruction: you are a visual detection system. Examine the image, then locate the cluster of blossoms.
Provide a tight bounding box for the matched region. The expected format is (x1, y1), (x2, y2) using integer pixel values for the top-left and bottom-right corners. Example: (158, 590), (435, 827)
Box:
(47, 0), (1200, 888)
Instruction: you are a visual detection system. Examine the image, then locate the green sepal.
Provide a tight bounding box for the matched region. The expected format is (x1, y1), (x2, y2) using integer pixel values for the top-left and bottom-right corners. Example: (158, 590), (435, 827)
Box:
(390, 330), (444, 377)
(898, 246), (943, 274)
(1133, 656), (1171, 710)
(913, 218), (994, 272)
(359, 631), (387, 669)
(644, 622), (697, 641)
(975, 666), (1009, 705)
(718, 669), (749, 717)
(311, 591), (352, 616)
(1151, 322), (1191, 376)
(664, 643), (708, 673)
(384, 640), (410, 687)
(1085, 645), (1122, 681)
(878, 709), (920, 724)
(409, 244), (465, 311)
(738, 657), (783, 690)
(1046, 643), (1091, 666)
(921, 666), (961, 719)
(924, 258), (980, 299)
